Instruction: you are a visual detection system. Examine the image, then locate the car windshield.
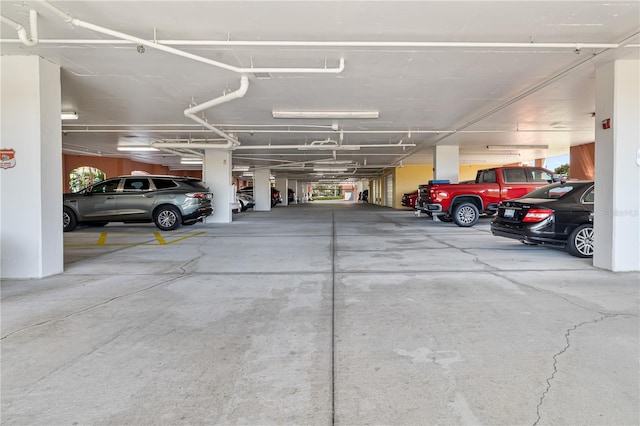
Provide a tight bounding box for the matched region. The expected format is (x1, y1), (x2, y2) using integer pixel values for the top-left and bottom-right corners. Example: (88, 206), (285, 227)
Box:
(525, 184), (576, 200)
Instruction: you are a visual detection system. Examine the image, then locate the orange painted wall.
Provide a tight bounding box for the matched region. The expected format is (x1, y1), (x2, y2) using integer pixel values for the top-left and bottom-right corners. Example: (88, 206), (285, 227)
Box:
(62, 154), (201, 192)
(570, 142), (595, 180)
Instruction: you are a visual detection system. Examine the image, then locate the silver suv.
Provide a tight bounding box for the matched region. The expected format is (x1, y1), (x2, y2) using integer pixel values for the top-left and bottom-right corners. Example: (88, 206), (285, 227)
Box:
(63, 175), (213, 232)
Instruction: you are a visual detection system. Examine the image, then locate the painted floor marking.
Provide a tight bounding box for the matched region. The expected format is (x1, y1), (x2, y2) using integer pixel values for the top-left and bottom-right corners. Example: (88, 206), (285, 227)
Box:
(65, 231), (206, 247)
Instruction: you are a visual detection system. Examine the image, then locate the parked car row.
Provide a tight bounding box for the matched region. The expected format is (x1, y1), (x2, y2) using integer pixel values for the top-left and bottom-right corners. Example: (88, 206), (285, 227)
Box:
(409, 176), (595, 258)
(62, 175), (287, 232)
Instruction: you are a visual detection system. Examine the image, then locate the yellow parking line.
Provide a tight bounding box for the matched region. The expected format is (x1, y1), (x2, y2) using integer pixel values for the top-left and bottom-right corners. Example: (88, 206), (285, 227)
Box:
(154, 232), (167, 245)
(64, 231), (206, 247)
(97, 232), (108, 245)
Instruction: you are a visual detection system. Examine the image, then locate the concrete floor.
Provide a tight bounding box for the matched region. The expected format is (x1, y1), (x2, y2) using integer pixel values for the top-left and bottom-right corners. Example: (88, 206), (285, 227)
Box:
(1, 201), (638, 425)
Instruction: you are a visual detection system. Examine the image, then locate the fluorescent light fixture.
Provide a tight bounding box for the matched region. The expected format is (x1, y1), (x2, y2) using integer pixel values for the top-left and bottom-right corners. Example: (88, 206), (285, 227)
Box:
(313, 167), (349, 172)
(273, 110), (379, 119)
(61, 111), (78, 120)
(242, 172), (254, 177)
(298, 145), (360, 151)
(232, 166), (250, 172)
(116, 146), (160, 152)
(180, 159), (203, 165)
(487, 144), (549, 150)
(313, 160), (353, 164)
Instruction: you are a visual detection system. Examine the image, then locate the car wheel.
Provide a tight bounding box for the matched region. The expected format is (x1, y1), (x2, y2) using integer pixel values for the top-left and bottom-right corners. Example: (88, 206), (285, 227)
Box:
(439, 213), (453, 222)
(153, 205), (182, 231)
(63, 207), (77, 232)
(239, 200), (246, 212)
(453, 202), (479, 227)
(567, 224), (594, 258)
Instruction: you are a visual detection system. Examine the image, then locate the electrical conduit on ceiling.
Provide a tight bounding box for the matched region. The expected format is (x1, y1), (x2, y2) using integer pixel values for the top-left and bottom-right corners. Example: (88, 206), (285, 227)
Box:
(1, 10), (39, 46)
(34, 0), (345, 152)
(36, 0), (344, 75)
(175, 75), (250, 149)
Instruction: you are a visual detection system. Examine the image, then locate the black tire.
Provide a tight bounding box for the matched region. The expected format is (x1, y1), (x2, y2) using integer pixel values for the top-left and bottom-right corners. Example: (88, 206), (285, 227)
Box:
(63, 207), (77, 232)
(239, 200), (246, 212)
(439, 213), (453, 222)
(453, 202), (479, 227)
(153, 205), (182, 231)
(567, 224), (594, 258)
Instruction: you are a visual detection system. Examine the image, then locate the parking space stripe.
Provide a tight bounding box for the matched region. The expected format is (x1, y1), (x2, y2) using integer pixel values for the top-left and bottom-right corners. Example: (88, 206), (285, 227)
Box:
(154, 232), (167, 245)
(97, 232), (108, 246)
(64, 231), (206, 247)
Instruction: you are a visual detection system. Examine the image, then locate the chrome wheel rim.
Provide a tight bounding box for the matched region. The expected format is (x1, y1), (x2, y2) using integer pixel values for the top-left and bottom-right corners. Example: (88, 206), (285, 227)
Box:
(457, 206), (476, 224)
(158, 210), (177, 228)
(63, 212), (70, 228)
(575, 227), (594, 256)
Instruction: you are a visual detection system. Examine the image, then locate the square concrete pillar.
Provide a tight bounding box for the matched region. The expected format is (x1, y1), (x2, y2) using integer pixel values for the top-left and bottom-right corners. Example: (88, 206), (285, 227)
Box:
(204, 150), (232, 223)
(275, 177), (288, 206)
(433, 145), (459, 183)
(254, 168), (271, 211)
(1, 56), (62, 278)
(594, 59), (640, 271)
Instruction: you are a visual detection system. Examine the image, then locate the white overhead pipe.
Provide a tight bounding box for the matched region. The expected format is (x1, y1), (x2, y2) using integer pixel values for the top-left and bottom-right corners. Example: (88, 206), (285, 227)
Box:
(181, 75), (249, 149)
(36, 1), (344, 75)
(1, 10), (39, 46)
(2, 37), (623, 51)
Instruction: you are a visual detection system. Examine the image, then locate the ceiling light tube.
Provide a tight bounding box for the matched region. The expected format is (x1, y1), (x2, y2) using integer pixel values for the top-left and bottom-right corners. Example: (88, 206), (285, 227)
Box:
(61, 111), (78, 120)
(116, 146), (159, 151)
(180, 159), (203, 165)
(273, 110), (379, 119)
(313, 167), (349, 172)
(298, 145), (360, 151)
(487, 144), (549, 150)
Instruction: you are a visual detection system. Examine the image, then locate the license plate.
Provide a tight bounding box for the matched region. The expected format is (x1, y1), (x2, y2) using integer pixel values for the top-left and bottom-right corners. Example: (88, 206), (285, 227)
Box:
(504, 208), (515, 218)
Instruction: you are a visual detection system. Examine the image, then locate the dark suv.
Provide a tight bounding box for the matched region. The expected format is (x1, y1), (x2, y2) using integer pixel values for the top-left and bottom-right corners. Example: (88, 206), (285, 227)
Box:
(63, 175), (213, 232)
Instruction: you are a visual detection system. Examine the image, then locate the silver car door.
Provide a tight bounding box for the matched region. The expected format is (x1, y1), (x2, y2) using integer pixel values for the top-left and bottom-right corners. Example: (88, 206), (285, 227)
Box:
(116, 177), (156, 220)
(74, 178), (120, 220)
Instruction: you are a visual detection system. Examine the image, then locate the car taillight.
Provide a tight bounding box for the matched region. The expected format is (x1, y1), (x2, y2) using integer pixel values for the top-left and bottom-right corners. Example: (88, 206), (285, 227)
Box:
(522, 208), (554, 223)
(186, 192), (205, 199)
(429, 187), (448, 202)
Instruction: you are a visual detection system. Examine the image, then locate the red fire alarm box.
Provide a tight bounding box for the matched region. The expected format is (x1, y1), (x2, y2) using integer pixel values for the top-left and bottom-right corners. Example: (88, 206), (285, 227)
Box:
(602, 118), (611, 129)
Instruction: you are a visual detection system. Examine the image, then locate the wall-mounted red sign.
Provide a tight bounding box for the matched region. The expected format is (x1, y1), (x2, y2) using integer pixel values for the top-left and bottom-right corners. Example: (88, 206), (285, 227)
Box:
(1, 148), (16, 169)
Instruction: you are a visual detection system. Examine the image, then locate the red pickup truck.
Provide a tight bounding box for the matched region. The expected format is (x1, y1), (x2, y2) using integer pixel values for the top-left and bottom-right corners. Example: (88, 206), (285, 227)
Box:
(415, 166), (555, 227)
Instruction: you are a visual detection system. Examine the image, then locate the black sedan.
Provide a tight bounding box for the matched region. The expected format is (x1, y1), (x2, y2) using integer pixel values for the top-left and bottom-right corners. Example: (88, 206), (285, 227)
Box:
(491, 181), (594, 257)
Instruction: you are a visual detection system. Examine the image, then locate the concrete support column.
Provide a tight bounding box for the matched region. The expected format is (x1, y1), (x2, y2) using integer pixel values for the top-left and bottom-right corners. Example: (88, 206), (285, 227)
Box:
(275, 176), (288, 206)
(289, 179), (298, 203)
(1, 56), (62, 278)
(594, 59), (640, 271)
(203, 150), (232, 223)
(433, 145), (459, 183)
(254, 168), (271, 211)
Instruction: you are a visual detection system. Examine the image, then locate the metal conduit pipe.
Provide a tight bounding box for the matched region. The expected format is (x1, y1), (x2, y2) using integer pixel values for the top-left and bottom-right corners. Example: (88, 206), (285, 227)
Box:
(0, 37), (623, 51)
(181, 76), (249, 149)
(37, 1), (345, 75)
(152, 142), (236, 150)
(1, 10), (38, 46)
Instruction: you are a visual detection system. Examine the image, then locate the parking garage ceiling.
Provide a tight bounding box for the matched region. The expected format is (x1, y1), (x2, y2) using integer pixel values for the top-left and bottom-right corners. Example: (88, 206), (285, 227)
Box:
(1, 1), (639, 180)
